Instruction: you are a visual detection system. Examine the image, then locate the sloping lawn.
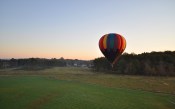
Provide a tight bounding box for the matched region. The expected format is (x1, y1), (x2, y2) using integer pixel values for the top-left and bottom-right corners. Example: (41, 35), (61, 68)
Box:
(0, 76), (174, 109)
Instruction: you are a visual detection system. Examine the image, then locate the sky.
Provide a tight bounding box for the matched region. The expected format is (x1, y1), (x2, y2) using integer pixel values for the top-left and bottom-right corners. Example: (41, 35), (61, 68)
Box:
(0, 0), (175, 60)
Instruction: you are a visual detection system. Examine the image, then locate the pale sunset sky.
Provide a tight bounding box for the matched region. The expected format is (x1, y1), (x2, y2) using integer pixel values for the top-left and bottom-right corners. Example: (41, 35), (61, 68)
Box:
(0, 0), (175, 60)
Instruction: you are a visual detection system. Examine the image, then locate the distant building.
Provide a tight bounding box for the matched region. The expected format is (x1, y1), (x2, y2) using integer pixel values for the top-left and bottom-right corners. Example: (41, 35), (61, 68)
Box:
(81, 64), (87, 68)
(73, 63), (78, 67)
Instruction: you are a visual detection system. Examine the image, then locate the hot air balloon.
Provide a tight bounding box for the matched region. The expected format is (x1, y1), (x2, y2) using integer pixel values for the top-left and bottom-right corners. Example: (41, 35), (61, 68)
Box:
(99, 33), (126, 67)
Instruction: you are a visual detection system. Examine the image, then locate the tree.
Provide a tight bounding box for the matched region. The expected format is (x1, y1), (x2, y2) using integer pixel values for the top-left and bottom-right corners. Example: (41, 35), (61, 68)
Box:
(93, 51), (175, 76)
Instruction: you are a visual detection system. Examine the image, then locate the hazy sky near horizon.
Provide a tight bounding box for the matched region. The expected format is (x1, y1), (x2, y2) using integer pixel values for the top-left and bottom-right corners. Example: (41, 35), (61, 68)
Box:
(0, 0), (175, 60)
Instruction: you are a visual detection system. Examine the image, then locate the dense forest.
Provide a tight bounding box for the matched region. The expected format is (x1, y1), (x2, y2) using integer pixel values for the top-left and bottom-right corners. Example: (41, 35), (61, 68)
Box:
(93, 51), (175, 76)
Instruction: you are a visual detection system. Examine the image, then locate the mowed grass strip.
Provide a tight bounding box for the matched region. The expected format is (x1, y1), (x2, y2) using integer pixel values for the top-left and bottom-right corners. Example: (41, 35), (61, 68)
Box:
(0, 76), (175, 109)
(0, 67), (175, 94)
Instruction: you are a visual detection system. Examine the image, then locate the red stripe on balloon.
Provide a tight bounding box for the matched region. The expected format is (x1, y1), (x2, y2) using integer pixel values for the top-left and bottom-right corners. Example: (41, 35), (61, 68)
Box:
(119, 35), (123, 54)
(99, 36), (105, 51)
(116, 34), (121, 49)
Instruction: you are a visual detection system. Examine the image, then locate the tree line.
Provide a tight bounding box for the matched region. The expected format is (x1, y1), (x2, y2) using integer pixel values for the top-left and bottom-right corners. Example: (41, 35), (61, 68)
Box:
(93, 51), (175, 76)
(0, 58), (91, 70)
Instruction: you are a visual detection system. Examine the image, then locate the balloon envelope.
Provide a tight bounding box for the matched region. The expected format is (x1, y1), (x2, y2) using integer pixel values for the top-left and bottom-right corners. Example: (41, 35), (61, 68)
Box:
(99, 33), (126, 66)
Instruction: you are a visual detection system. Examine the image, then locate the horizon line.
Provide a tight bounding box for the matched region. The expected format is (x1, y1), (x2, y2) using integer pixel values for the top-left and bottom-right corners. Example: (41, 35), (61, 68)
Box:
(1, 50), (174, 60)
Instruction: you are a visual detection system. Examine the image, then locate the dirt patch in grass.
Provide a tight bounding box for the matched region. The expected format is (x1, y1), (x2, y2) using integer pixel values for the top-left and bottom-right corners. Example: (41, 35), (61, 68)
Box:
(27, 92), (58, 109)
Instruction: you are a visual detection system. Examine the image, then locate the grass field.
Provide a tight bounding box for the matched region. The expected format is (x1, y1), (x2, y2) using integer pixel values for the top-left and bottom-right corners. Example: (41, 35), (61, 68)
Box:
(0, 67), (175, 109)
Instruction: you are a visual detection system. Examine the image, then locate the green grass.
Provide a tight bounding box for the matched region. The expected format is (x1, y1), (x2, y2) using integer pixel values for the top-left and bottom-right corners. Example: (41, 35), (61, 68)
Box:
(0, 67), (175, 109)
